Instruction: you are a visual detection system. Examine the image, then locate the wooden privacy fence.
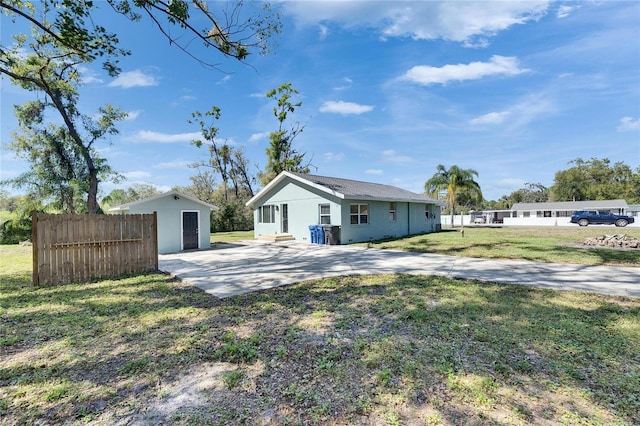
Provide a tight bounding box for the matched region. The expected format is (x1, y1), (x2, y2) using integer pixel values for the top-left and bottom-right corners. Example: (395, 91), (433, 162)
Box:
(32, 213), (158, 286)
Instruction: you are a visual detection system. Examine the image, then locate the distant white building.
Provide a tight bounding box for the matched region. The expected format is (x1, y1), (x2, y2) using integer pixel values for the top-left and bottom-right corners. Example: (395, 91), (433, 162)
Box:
(449, 199), (638, 227)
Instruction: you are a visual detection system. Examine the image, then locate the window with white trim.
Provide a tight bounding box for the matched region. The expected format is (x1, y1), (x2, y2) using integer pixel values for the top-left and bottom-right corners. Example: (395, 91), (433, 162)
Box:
(258, 205), (276, 223)
(350, 204), (368, 225)
(389, 202), (396, 222)
(319, 204), (331, 224)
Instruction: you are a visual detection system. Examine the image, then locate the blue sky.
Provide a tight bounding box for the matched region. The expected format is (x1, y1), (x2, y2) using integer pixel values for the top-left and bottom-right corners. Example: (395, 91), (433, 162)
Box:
(1, 1), (639, 201)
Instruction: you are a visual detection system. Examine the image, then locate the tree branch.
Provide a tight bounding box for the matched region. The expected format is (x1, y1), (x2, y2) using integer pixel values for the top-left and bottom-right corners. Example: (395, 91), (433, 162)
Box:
(135, 2), (224, 69)
(0, 1), (89, 57)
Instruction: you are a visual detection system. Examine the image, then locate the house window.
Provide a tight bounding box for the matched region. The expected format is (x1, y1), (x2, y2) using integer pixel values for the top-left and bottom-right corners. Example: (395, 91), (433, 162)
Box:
(523, 211), (530, 218)
(350, 204), (368, 225)
(425, 205), (431, 220)
(319, 204), (331, 224)
(389, 202), (396, 222)
(258, 205), (275, 223)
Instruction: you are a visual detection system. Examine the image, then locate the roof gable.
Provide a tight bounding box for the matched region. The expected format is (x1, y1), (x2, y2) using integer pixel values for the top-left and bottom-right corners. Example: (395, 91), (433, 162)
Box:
(108, 191), (219, 212)
(246, 171), (444, 207)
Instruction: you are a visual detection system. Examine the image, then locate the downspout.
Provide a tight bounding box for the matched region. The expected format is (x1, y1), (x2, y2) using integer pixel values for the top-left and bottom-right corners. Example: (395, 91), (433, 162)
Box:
(407, 202), (411, 236)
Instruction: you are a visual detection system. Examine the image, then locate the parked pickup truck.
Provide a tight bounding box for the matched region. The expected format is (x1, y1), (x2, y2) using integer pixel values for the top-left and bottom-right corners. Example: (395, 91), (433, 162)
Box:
(570, 210), (635, 227)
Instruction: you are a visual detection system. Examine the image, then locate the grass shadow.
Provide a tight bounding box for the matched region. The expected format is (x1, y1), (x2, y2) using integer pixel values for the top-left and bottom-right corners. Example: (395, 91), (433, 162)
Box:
(2, 273), (638, 424)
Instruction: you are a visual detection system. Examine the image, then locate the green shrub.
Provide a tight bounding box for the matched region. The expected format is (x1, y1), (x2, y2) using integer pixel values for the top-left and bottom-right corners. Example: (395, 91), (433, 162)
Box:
(0, 217), (32, 244)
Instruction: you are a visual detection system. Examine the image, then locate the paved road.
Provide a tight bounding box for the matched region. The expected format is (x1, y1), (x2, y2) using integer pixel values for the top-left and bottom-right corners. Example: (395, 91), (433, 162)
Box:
(159, 241), (640, 298)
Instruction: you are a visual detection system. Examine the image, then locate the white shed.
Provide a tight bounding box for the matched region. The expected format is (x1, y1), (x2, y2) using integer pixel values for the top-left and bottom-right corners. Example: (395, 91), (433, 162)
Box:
(109, 191), (218, 254)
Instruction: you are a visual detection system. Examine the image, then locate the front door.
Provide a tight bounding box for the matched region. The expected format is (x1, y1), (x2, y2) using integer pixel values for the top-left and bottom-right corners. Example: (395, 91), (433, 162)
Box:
(281, 203), (288, 233)
(182, 211), (199, 250)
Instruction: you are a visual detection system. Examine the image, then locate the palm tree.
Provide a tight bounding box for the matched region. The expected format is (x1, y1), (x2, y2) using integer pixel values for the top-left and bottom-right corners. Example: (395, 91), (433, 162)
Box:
(424, 164), (483, 227)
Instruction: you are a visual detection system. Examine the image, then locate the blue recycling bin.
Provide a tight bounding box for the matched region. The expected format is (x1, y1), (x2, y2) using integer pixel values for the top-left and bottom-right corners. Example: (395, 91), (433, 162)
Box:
(316, 224), (325, 245)
(308, 225), (317, 243)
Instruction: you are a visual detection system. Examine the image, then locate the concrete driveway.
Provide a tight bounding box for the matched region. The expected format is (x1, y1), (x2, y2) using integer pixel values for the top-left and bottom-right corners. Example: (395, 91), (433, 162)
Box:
(159, 241), (640, 298)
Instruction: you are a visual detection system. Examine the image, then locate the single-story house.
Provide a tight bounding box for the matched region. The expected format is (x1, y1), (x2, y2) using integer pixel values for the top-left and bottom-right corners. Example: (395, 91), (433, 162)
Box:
(627, 204), (640, 219)
(109, 191), (218, 253)
(246, 171), (445, 244)
(471, 199), (637, 227)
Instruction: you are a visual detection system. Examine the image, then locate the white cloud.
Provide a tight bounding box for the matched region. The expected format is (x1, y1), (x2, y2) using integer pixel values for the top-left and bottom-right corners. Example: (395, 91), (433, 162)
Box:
(365, 169), (383, 175)
(333, 77), (353, 91)
(125, 110), (142, 121)
(108, 70), (159, 88)
(153, 160), (194, 169)
(248, 131), (270, 143)
(77, 66), (103, 84)
(469, 111), (511, 125)
(318, 24), (329, 40)
(122, 171), (151, 180)
(617, 116), (640, 132)
(323, 152), (345, 161)
(282, 2), (549, 46)
(171, 95), (196, 107)
(382, 149), (413, 164)
(505, 93), (555, 131)
(128, 130), (201, 143)
(556, 5), (579, 19)
(319, 100), (374, 115)
(400, 55), (529, 86)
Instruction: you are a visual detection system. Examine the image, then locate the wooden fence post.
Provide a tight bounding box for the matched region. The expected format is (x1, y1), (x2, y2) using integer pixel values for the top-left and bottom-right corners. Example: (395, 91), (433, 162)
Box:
(152, 212), (158, 271)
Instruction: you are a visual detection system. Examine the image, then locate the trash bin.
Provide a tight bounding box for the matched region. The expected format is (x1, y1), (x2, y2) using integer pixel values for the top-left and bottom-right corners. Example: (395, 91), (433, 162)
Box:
(309, 225), (317, 244)
(316, 225), (325, 245)
(323, 225), (340, 245)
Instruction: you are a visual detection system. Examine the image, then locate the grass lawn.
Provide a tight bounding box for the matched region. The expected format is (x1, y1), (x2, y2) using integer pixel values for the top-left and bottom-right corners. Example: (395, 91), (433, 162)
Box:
(210, 230), (254, 244)
(364, 226), (640, 266)
(1, 243), (639, 425)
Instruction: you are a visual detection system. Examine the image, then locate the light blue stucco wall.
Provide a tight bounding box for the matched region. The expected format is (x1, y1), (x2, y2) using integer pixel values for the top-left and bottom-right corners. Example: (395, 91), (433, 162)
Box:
(253, 177), (441, 244)
(125, 196), (211, 254)
(339, 200), (441, 243)
(253, 179), (341, 242)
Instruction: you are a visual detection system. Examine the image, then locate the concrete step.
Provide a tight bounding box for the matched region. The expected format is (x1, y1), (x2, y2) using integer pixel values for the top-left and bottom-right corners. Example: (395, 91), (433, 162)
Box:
(258, 234), (296, 242)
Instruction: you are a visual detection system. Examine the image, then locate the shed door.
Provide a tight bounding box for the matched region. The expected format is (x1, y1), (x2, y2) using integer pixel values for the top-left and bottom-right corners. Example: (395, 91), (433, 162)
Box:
(182, 211), (199, 250)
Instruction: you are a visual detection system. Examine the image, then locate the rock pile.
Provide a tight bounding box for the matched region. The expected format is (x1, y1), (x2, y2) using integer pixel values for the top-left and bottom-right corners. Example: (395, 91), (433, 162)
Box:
(583, 234), (639, 249)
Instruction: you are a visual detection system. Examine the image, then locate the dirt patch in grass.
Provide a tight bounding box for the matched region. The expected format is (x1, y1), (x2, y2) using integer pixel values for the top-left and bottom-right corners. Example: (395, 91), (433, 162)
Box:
(2, 270), (638, 425)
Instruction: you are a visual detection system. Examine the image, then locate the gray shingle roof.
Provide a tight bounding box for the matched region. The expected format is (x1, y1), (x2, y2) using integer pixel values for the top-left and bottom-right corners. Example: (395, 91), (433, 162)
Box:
(289, 172), (442, 204)
(246, 171), (444, 207)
